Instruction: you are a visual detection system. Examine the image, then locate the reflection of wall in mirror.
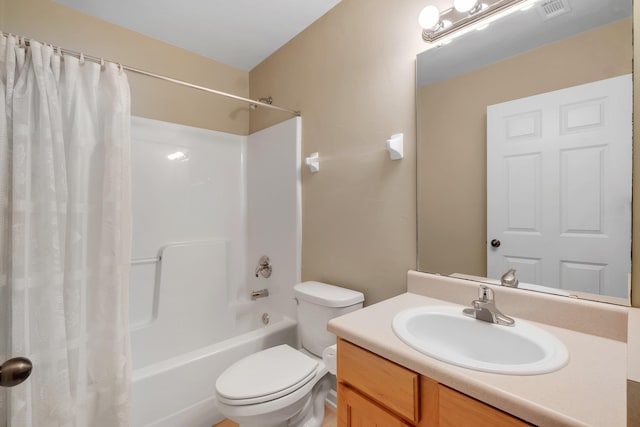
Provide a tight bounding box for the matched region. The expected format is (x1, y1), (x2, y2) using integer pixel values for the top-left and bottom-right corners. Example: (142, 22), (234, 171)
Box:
(417, 18), (632, 278)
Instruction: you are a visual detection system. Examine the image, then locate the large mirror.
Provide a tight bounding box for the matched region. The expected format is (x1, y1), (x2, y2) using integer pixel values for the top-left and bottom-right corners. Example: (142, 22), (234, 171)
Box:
(416, 0), (633, 304)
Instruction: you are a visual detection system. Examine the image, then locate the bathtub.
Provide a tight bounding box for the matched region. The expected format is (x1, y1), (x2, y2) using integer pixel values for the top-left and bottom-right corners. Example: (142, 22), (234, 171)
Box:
(128, 240), (297, 426)
(131, 309), (297, 427)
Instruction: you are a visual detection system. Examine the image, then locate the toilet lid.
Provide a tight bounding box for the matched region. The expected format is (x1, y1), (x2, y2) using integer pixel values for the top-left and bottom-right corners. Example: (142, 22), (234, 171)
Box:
(216, 344), (319, 403)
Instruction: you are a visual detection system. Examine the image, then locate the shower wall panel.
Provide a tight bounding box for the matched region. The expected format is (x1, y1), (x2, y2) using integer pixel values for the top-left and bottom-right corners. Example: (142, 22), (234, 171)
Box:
(129, 116), (246, 368)
(246, 117), (302, 320)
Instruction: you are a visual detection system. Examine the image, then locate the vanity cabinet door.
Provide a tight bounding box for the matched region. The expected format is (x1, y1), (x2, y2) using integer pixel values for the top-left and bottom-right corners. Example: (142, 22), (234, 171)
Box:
(338, 383), (412, 427)
(337, 339), (420, 422)
(438, 385), (533, 427)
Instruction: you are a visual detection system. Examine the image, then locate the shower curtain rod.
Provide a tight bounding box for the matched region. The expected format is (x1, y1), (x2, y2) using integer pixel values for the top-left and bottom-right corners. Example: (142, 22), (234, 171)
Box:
(1, 31), (301, 116)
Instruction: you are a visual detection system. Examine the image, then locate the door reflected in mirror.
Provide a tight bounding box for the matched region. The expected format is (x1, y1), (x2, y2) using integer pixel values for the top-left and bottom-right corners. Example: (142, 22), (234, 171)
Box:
(416, 0), (632, 304)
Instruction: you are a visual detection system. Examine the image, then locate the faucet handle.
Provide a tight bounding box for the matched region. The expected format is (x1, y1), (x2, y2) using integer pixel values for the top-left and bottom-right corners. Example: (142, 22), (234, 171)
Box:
(501, 268), (519, 287)
(255, 255), (272, 278)
(478, 285), (494, 302)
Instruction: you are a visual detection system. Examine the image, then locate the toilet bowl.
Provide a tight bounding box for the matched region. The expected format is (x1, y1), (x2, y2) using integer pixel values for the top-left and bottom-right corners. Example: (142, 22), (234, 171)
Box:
(214, 282), (364, 427)
(215, 345), (331, 427)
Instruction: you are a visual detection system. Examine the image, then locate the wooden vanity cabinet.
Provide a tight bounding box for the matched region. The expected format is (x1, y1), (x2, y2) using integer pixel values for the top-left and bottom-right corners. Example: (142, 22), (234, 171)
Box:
(337, 339), (533, 427)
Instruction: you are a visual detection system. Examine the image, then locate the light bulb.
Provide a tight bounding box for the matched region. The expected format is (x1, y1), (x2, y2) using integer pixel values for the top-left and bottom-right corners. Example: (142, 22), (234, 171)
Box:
(418, 5), (440, 29)
(454, 0), (478, 12)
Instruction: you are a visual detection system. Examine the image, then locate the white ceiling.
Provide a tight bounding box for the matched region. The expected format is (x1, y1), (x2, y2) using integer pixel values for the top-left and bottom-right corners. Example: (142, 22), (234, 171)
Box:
(53, 0), (343, 71)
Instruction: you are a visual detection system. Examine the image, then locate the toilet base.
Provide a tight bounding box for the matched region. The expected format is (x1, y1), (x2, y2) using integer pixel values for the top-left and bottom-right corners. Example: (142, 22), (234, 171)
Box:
(229, 375), (331, 427)
(288, 375), (331, 427)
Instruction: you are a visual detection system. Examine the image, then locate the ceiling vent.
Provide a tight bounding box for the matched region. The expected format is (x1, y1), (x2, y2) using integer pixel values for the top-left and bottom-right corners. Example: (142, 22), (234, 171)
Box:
(538, 0), (572, 20)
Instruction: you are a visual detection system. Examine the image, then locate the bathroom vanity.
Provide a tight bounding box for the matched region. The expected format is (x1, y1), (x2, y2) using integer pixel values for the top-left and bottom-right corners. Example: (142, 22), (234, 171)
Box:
(337, 338), (530, 426)
(328, 271), (629, 427)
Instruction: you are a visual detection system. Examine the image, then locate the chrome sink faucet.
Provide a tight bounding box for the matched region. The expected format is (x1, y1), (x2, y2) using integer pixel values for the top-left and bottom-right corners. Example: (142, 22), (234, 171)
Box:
(462, 285), (515, 326)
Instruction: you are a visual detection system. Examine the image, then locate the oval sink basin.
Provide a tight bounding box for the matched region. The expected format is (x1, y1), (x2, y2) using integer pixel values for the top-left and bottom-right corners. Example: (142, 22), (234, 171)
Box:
(392, 306), (569, 375)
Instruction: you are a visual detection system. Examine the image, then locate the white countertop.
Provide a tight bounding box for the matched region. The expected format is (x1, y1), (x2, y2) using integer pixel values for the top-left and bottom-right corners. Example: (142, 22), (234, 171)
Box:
(328, 272), (628, 427)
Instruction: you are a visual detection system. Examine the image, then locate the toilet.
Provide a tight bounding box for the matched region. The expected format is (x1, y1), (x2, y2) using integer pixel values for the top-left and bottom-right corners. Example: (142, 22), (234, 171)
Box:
(215, 281), (364, 427)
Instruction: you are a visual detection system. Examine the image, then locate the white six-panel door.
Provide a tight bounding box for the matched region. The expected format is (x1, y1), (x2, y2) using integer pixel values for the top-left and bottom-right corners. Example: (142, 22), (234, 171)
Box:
(487, 74), (631, 298)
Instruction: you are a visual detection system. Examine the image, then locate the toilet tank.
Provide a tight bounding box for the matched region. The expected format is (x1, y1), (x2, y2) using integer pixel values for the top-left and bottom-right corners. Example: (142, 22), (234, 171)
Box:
(294, 281), (364, 357)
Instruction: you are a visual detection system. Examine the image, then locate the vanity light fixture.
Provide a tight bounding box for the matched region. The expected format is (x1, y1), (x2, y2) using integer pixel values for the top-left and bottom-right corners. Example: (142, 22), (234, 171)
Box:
(419, 0), (535, 44)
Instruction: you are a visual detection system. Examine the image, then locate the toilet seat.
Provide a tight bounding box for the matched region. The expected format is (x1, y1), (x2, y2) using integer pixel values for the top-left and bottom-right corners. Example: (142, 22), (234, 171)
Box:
(216, 345), (320, 406)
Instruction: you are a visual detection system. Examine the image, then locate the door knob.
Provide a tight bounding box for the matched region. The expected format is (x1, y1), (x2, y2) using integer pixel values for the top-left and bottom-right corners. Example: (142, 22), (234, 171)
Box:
(490, 239), (501, 248)
(0, 357), (32, 387)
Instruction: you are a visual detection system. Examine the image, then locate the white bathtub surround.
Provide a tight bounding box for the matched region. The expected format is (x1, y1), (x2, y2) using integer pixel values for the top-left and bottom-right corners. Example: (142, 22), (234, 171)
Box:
(132, 241), (232, 368)
(246, 118), (302, 321)
(129, 117), (302, 426)
(129, 116), (246, 334)
(0, 35), (132, 426)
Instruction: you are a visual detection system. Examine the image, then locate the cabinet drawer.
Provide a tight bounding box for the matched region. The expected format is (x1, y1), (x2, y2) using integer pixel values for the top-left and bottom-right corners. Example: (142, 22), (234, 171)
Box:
(337, 339), (419, 423)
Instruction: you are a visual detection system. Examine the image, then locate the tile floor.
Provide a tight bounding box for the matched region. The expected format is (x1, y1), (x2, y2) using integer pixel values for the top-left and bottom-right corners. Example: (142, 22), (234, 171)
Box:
(213, 404), (337, 427)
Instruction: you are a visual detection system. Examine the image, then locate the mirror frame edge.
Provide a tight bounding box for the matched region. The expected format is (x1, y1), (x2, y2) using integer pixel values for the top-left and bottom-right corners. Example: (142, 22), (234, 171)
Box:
(633, 0), (639, 307)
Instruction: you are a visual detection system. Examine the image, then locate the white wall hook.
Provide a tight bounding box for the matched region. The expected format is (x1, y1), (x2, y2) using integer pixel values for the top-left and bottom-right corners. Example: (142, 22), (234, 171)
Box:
(305, 152), (319, 173)
(386, 133), (403, 160)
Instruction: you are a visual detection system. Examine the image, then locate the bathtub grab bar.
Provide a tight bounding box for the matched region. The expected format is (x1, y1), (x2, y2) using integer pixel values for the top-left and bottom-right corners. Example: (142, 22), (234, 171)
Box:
(131, 256), (161, 266)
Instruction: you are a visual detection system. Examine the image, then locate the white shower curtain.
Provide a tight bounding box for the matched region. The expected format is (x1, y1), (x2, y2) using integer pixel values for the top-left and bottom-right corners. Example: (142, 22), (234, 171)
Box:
(0, 35), (132, 426)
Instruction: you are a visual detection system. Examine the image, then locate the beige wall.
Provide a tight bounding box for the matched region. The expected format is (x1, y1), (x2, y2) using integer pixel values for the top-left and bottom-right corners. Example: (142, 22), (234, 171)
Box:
(2, 0), (250, 135)
(417, 19), (632, 280)
(249, 0), (428, 305)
